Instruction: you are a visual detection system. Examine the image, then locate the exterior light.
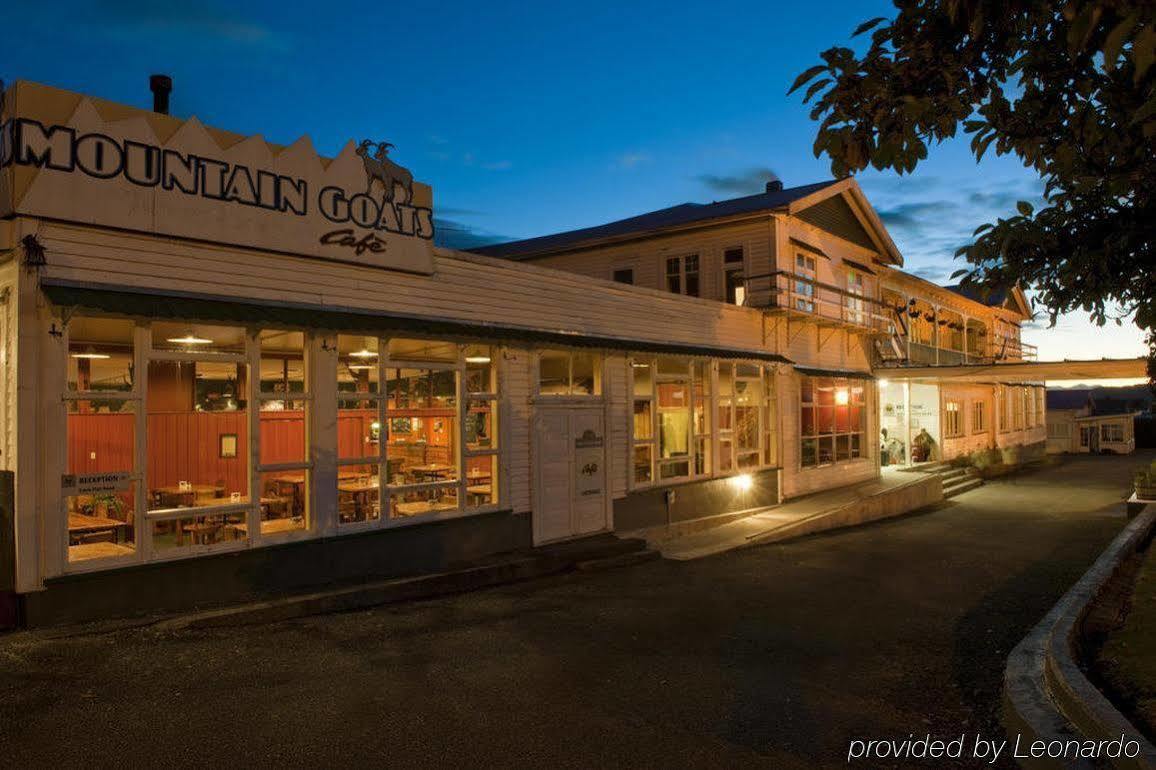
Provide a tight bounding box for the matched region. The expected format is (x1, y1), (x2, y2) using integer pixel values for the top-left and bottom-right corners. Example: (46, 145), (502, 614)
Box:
(370, 421), (381, 431)
(350, 349), (377, 359)
(730, 474), (754, 492)
(835, 388), (850, 405)
(166, 333), (213, 345)
(465, 355), (491, 364)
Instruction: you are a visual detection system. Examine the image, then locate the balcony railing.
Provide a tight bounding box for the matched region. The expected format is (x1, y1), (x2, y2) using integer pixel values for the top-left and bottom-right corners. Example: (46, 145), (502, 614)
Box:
(876, 337), (1038, 367)
(743, 271), (891, 334)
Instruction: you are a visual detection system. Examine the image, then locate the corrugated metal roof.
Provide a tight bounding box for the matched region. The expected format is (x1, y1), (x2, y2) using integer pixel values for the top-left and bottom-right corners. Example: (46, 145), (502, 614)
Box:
(42, 281), (792, 364)
(794, 366), (875, 381)
(473, 180), (840, 260)
(943, 283), (1009, 307)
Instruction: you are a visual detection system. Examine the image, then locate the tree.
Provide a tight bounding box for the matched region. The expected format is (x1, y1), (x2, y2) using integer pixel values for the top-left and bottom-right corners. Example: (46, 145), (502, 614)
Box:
(791, 0), (1155, 370)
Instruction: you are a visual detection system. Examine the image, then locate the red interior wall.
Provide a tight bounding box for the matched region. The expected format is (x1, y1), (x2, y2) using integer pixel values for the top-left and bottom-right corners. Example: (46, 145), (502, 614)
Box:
(147, 412), (249, 496)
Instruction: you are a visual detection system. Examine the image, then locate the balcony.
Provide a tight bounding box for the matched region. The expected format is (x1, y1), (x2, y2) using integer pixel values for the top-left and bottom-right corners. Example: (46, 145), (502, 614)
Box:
(876, 337), (1038, 368)
(743, 271), (891, 334)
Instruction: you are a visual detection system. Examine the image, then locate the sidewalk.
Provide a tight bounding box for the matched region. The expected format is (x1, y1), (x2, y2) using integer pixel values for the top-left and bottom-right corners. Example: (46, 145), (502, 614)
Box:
(654, 472), (943, 560)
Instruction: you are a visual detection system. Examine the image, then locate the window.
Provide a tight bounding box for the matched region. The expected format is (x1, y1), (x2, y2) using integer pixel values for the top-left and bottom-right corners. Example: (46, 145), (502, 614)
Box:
(538, 349), (601, 396)
(1013, 386), (1025, 430)
(257, 330), (310, 536)
(1101, 422), (1125, 443)
(630, 357), (775, 486)
(1048, 421), (1070, 439)
(972, 401), (986, 434)
(146, 323), (251, 554)
(338, 336), (502, 524)
(665, 255), (700, 297)
(846, 269), (866, 325)
(800, 376), (865, 468)
(66, 316), (139, 564)
(944, 400), (963, 437)
(612, 268), (634, 285)
(723, 247), (745, 305)
(794, 253), (816, 312)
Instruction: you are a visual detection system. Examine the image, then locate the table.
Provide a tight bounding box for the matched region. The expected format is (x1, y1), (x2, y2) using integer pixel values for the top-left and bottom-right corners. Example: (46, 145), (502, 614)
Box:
(338, 479), (380, 522)
(409, 463), (454, 483)
(69, 541), (134, 560)
(68, 513), (129, 545)
(230, 518), (305, 536)
(152, 484), (225, 508)
(466, 484), (493, 506)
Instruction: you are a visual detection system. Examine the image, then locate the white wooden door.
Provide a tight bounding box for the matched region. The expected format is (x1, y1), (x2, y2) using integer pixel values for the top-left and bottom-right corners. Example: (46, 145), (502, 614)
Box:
(533, 406), (608, 544)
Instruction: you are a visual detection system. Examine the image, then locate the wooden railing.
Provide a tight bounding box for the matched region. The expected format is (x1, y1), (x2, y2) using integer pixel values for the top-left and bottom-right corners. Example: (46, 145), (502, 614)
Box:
(743, 271), (891, 333)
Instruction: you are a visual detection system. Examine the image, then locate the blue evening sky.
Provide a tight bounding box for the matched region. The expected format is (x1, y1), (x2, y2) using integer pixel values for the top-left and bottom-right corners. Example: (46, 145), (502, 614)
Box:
(2, 0), (1146, 372)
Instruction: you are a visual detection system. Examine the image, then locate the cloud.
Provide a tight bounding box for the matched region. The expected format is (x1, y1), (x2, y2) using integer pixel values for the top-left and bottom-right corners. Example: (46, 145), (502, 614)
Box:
(433, 218), (509, 251)
(88, 0), (277, 45)
(695, 166), (779, 195)
(876, 200), (959, 230)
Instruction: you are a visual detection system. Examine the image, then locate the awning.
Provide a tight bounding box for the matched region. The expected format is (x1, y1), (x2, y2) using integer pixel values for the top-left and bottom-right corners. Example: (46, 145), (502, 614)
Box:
(843, 259), (875, 276)
(793, 366), (876, 381)
(788, 237), (829, 258)
(42, 281), (793, 365)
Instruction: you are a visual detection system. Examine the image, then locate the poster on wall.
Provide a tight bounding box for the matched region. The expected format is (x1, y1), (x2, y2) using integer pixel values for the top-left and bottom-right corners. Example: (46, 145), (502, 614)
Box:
(574, 429), (604, 498)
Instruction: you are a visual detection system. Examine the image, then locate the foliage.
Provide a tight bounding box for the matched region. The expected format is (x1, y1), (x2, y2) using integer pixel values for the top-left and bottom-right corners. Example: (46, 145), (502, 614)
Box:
(790, 0), (1155, 359)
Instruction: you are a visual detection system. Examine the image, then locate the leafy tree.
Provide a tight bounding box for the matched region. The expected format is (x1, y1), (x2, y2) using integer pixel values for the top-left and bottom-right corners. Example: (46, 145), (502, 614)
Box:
(791, 0), (1155, 371)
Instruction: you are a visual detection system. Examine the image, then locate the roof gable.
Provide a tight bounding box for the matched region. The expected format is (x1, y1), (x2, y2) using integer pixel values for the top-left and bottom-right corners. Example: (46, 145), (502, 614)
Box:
(795, 195), (877, 252)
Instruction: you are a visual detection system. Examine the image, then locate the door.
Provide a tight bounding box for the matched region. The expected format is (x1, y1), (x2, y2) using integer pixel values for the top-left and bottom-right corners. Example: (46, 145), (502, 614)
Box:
(533, 406), (608, 544)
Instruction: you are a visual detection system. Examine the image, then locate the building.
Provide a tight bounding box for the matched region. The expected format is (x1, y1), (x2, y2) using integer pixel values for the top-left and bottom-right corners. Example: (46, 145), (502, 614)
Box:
(1046, 390), (1141, 454)
(0, 79), (1145, 627)
(475, 178), (1051, 474)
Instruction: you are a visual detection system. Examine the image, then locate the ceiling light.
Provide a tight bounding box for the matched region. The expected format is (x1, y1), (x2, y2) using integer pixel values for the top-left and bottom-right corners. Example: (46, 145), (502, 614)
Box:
(465, 355), (491, 364)
(349, 349), (378, 359)
(348, 364), (373, 372)
(166, 334), (213, 345)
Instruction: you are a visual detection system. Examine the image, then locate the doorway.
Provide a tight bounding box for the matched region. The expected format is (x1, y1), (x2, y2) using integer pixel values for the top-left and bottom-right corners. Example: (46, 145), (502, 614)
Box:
(532, 405), (609, 544)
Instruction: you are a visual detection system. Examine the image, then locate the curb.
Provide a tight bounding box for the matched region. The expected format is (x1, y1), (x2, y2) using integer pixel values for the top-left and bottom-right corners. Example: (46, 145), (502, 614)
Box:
(1004, 503), (1156, 769)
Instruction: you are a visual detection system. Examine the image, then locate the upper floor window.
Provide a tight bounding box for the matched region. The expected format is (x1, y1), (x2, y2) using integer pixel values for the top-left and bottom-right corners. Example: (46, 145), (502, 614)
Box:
(846, 269), (866, 325)
(612, 268), (634, 285)
(665, 255), (700, 297)
(794, 253), (816, 312)
(723, 248), (745, 305)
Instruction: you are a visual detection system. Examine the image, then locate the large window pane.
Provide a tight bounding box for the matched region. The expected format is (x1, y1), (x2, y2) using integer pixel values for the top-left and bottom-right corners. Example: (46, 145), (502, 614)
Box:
(389, 485), (459, 519)
(388, 338), (458, 363)
(152, 510), (247, 551)
(465, 455), (498, 508)
(633, 400), (653, 439)
(338, 335), (380, 393)
(67, 399), (136, 562)
(147, 361), (249, 511)
(68, 317), (134, 393)
(658, 382), (690, 458)
(632, 360), (653, 396)
(260, 400), (306, 465)
(338, 398), (380, 460)
(466, 399), (497, 450)
(632, 445), (653, 484)
(464, 345), (495, 393)
(386, 368), (459, 485)
(571, 351), (598, 395)
(259, 470), (308, 533)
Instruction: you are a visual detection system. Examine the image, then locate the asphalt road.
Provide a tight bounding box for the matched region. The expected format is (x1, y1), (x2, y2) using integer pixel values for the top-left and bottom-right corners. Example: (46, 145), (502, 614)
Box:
(0, 453), (1146, 769)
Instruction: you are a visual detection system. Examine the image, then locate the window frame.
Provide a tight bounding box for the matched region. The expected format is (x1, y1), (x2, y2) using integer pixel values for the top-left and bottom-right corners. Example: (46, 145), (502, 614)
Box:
(799, 375), (867, 470)
(722, 246), (746, 305)
(664, 254), (700, 298)
(944, 400), (963, 438)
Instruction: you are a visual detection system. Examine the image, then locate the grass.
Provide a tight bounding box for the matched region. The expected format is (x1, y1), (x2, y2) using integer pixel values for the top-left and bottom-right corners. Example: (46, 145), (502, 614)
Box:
(1095, 540), (1156, 741)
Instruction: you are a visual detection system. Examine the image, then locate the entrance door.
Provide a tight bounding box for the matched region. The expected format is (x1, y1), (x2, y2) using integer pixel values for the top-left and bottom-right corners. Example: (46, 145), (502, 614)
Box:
(533, 406), (608, 544)
(1081, 425), (1099, 453)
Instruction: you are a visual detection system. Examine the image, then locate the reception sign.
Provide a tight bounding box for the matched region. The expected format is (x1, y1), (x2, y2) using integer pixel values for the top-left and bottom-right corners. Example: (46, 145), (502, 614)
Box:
(0, 81), (436, 274)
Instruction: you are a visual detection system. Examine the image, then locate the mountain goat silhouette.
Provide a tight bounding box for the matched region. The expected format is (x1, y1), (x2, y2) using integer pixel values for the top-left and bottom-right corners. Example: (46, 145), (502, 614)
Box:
(355, 140), (414, 204)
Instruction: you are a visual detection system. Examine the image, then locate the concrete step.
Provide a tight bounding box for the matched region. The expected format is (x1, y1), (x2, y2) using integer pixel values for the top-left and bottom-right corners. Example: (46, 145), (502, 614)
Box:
(943, 477), (984, 498)
(937, 467), (970, 483)
(575, 549), (661, 572)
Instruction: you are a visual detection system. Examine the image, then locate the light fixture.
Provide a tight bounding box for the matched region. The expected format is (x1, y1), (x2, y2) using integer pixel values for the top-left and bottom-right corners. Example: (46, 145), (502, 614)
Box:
(879, 379), (890, 388)
(465, 355), (491, 364)
(729, 474), (754, 492)
(370, 421), (381, 431)
(349, 348), (378, 359)
(70, 349), (110, 359)
(835, 388), (850, 405)
(166, 333), (213, 345)
(631, 361), (650, 368)
(348, 364), (373, 372)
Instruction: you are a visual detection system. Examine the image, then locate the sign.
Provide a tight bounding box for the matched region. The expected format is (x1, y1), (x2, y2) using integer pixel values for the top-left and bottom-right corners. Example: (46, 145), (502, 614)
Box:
(574, 428), (604, 498)
(0, 81), (435, 274)
(61, 472), (132, 495)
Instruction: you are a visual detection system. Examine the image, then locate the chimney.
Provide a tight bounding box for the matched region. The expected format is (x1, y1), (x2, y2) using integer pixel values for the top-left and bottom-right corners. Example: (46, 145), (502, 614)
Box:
(765, 179), (784, 193)
(149, 74), (172, 115)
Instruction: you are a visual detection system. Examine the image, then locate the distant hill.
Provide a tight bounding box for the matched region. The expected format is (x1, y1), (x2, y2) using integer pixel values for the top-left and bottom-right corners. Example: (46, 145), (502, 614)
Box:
(1046, 384), (1154, 415)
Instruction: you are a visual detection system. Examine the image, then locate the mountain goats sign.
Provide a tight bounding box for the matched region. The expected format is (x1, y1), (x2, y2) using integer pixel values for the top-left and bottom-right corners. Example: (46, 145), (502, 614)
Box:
(0, 81), (436, 274)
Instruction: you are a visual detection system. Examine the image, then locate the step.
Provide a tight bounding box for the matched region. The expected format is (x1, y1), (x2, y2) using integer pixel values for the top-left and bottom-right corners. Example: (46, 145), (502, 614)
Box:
(575, 549), (661, 572)
(937, 467), (970, 482)
(943, 478), (984, 498)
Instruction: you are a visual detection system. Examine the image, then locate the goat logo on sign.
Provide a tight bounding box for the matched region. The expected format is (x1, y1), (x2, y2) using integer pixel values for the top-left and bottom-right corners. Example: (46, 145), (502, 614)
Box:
(355, 140), (414, 204)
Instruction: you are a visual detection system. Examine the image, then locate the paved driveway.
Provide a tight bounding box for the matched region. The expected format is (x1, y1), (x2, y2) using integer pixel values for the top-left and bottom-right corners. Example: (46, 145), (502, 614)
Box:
(0, 453), (1146, 769)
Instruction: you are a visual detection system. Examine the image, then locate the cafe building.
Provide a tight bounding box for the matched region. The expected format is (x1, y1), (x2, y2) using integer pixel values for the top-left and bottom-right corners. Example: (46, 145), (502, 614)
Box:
(0, 80), (794, 626)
